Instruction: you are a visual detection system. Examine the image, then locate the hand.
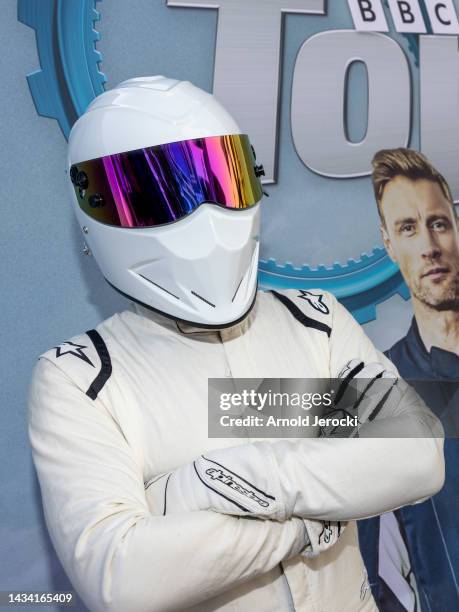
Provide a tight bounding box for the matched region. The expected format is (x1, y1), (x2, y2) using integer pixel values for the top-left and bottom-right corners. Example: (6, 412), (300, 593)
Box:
(300, 518), (345, 558)
(145, 448), (283, 519)
(319, 359), (398, 438)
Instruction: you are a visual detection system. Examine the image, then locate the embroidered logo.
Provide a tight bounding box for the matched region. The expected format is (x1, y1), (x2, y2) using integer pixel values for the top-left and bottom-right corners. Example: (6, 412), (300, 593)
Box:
(205, 467), (271, 508)
(54, 341), (94, 367)
(298, 290), (330, 314)
(360, 570), (371, 601)
(318, 521), (334, 544)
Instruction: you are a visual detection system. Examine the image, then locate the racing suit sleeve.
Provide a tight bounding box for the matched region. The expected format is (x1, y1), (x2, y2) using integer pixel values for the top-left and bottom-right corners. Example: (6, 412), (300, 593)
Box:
(145, 294), (445, 523)
(28, 358), (308, 612)
(265, 294), (445, 521)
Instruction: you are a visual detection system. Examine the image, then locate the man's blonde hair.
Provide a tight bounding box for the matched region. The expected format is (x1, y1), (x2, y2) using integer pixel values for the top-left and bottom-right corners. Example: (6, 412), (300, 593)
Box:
(371, 148), (454, 224)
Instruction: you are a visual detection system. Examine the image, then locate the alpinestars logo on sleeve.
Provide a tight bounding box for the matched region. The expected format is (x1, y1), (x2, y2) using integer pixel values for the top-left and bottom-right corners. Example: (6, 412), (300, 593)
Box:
(54, 341), (95, 367)
(298, 290), (330, 314)
(205, 467), (271, 508)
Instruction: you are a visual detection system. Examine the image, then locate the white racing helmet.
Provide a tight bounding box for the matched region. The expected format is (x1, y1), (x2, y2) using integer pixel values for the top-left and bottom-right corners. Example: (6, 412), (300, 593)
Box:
(67, 76), (265, 327)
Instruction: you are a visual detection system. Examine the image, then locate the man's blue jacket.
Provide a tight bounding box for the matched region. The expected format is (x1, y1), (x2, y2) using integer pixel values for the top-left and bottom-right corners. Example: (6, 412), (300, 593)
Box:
(358, 318), (459, 611)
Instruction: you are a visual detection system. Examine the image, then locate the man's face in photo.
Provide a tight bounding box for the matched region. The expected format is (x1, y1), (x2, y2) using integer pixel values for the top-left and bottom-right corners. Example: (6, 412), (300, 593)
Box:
(381, 177), (459, 311)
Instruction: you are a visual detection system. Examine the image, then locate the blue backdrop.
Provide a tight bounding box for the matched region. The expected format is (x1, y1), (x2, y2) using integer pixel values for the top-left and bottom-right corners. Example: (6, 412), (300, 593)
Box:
(1, 1), (422, 609)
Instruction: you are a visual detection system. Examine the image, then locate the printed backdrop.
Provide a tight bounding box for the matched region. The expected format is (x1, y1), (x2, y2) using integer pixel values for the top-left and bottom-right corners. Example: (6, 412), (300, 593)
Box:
(1, 1), (458, 610)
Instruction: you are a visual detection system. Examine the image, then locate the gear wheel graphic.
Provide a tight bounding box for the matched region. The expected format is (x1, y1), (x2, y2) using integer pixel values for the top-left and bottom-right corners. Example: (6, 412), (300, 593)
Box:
(18, 0), (410, 323)
(18, 0), (106, 137)
(259, 249), (410, 323)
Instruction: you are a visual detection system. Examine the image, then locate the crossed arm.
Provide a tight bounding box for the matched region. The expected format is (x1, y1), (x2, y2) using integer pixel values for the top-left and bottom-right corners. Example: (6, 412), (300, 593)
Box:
(147, 297), (444, 523)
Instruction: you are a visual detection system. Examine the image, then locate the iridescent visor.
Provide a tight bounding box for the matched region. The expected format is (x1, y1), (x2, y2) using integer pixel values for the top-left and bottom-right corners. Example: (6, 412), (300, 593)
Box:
(70, 134), (264, 228)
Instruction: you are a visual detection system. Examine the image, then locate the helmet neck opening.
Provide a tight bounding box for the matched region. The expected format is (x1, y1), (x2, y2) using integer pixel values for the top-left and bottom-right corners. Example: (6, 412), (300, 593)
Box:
(105, 278), (258, 331)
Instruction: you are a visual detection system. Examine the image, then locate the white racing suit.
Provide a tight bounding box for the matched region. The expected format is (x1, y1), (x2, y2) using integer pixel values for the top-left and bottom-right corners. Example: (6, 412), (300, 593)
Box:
(28, 289), (444, 612)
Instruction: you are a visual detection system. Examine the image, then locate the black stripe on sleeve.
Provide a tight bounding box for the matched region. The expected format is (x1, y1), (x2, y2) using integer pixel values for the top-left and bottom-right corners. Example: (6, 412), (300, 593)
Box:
(271, 290), (332, 337)
(85, 329), (112, 400)
(163, 474), (171, 516)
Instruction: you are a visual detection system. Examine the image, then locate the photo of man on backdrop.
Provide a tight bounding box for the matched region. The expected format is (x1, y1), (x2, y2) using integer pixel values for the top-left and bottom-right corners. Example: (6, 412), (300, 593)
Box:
(359, 148), (459, 612)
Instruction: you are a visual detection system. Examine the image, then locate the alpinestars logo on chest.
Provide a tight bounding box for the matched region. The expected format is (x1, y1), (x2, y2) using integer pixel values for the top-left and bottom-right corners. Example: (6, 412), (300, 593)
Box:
(298, 290), (330, 314)
(54, 341), (95, 367)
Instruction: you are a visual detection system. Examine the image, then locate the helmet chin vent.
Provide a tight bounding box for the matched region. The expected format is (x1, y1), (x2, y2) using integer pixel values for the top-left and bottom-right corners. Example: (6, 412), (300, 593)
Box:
(138, 274), (180, 300)
(191, 291), (216, 308)
(232, 277), (244, 303)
